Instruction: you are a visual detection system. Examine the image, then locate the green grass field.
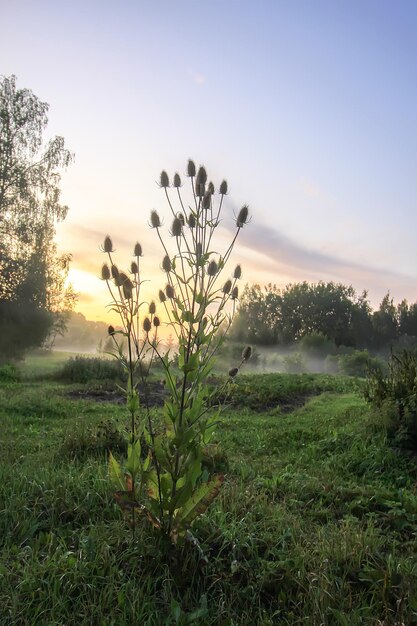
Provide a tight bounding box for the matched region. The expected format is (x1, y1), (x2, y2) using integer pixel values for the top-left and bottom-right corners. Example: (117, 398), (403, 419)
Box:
(1, 365), (417, 625)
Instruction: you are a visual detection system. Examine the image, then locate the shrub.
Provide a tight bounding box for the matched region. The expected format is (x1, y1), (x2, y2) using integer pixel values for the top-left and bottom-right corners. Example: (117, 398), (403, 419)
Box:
(338, 350), (385, 378)
(299, 332), (336, 357)
(58, 356), (124, 383)
(365, 350), (417, 448)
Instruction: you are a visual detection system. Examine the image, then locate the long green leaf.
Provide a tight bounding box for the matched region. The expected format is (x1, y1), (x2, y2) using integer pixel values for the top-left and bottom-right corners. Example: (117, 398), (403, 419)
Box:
(174, 475), (224, 527)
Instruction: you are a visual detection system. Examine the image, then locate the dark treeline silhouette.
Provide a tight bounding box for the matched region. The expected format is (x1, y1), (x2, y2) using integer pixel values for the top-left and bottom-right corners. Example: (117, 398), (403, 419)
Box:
(231, 282), (417, 351)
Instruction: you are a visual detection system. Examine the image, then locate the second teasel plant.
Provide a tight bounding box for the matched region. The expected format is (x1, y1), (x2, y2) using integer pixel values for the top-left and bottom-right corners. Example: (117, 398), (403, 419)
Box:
(103, 159), (251, 543)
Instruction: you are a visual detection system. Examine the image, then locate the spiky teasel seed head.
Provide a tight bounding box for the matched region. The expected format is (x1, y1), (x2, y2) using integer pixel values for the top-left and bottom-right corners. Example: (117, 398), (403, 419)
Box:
(149, 301), (156, 315)
(171, 217), (182, 237)
(101, 263), (111, 280)
(242, 346), (252, 361)
(236, 205), (249, 228)
(229, 367), (239, 378)
(231, 286), (239, 300)
(173, 173), (181, 188)
(203, 191), (211, 210)
(143, 317), (152, 333)
(196, 166), (207, 185)
(159, 289), (166, 302)
(150, 210), (161, 228)
(208, 181), (215, 195)
(111, 265), (119, 280)
(187, 159), (196, 177)
(207, 260), (218, 276)
(115, 271), (128, 288)
(103, 235), (113, 253)
(165, 284), (175, 299)
(130, 261), (138, 274)
(108, 325), (115, 336)
(134, 242), (142, 257)
(178, 212), (185, 226)
(188, 212), (196, 228)
(160, 171), (169, 188)
(196, 166), (207, 197)
(223, 279), (232, 294)
(162, 255), (171, 272)
(234, 264), (242, 279)
(153, 316), (160, 327)
(123, 278), (134, 300)
(219, 180), (228, 195)
(196, 242), (203, 259)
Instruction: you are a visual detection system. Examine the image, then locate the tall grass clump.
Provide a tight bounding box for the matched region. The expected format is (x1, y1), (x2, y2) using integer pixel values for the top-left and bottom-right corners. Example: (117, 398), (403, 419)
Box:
(365, 349), (417, 448)
(101, 160), (251, 542)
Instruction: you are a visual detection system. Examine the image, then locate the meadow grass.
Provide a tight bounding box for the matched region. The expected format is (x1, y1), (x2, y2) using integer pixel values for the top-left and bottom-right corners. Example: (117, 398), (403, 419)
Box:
(1, 374), (417, 624)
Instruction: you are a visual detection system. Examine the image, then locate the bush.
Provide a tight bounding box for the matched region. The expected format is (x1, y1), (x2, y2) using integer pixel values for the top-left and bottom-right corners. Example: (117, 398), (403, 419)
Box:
(338, 350), (385, 378)
(58, 356), (124, 383)
(365, 350), (417, 448)
(0, 363), (21, 383)
(299, 332), (336, 357)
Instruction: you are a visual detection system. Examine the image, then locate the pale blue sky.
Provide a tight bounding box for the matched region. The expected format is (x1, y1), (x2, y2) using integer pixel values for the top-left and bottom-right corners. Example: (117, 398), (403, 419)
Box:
(2, 0), (416, 320)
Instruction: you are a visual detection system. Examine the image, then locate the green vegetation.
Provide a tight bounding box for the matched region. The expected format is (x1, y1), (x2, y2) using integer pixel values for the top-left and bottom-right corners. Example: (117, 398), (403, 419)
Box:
(2, 368), (417, 624)
(232, 282), (417, 352)
(365, 349), (417, 449)
(101, 161), (251, 542)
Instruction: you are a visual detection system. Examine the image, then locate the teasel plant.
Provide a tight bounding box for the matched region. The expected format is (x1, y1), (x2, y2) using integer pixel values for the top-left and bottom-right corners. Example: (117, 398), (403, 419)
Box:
(102, 159), (251, 544)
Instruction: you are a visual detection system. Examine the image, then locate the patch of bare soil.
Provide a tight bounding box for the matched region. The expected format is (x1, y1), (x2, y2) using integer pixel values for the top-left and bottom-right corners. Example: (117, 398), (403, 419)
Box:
(67, 380), (168, 407)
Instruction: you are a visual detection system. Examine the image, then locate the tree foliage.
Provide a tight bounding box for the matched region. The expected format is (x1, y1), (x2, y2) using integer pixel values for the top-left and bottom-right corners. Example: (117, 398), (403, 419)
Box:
(232, 281), (417, 350)
(0, 75), (74, 362)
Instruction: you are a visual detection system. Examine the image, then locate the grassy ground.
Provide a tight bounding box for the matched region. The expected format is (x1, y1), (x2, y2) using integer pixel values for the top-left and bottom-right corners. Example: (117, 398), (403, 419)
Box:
(1, 372), (417, 625)
(20, 350), (95, 379)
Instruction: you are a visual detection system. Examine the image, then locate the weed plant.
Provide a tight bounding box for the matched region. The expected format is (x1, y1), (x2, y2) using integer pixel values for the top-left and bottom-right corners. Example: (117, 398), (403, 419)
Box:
(101, 160), (251, 542)
(365, 349), (417, 448)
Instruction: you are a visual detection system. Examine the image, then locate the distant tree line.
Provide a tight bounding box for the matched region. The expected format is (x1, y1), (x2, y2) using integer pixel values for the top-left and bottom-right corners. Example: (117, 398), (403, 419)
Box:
(231, 282), (417, 350)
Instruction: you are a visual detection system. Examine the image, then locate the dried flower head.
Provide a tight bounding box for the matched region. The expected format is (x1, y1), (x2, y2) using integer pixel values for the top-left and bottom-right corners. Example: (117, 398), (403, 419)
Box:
(173, 173), (181, 188)
(111, 265), (119, 280)
(153, 316), (160, 327)
(196, 166), (207, 186)
(159, 289), (166, 303)
(203, 191), (211, 210)
(219, 180), (228, 195)
(223, 279), (232, 294)
(101, 263), (111, 280)
(242, 346), (252, 361)
(143, 317), (152, 333)
(108, 325), (115, 336)
(165, 284), (175, 299)
(150, 210), (161, 228)
(231, 286), (239, 300)
(178, 212), (185, 226)
(162, 255), (171, 272)
(236, 205), (249, 228)
(229, 367), (239, 378)
(233, 264), (242, 279)
(171, 217), (182, 237)
(103, 235), (113, 253)
(187, 159), (196, 177)
(160, 171), (169, 188)
(196, 242), (203, 259)
(149, 301), (156, 315)
(208, 181), (215, 195)
(134, 242), (142, 257)
(123, 278), (134, 300)
(130, 261), (139, 274)
(207, 260), (218, 276)
(188, 212), (196, 228)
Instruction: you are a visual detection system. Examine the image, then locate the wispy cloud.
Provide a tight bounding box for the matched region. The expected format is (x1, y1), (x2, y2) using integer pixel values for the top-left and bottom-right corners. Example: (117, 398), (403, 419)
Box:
(223, 204), (416, 303)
